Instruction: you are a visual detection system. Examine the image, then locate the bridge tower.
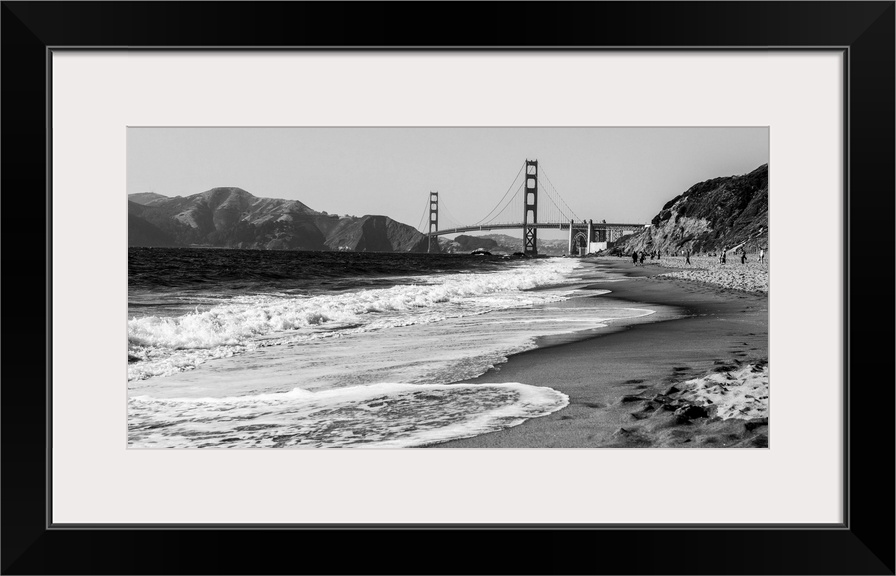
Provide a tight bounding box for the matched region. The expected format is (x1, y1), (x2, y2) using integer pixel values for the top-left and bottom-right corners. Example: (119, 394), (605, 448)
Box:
(523, 159), (538, 256)
(428, 191), (439, 253)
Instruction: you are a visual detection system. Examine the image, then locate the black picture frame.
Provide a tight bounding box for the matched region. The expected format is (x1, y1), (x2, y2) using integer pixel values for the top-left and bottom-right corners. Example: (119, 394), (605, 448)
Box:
(2, 2), (893, 574)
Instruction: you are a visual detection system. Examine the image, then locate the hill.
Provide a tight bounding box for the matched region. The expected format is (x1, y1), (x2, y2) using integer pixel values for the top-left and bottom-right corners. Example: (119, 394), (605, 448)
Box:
(324, 215), (431, 252)
(440, 233), (569, 256)
(127, 187), (432, 252)
(127, 212), (178, 247)
(610, 164), (768, 255)
(128, 192), (169, 206)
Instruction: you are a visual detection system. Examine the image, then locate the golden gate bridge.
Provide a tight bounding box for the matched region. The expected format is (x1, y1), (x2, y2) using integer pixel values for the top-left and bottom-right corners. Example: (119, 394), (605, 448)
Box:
(416, 159), (644, 256)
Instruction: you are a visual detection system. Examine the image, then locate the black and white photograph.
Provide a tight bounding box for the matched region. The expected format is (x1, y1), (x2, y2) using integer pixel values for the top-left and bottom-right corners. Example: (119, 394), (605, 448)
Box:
(128, 127), (769, 448)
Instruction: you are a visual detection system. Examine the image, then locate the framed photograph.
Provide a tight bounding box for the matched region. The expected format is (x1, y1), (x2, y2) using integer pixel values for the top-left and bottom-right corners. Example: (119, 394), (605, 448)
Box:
(2, 2), (892, 574)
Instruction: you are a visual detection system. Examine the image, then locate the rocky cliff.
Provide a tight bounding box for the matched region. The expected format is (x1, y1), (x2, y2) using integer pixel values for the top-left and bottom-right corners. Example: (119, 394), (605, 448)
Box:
(610, 164), (768, 255)
(127, 187), (433, 252)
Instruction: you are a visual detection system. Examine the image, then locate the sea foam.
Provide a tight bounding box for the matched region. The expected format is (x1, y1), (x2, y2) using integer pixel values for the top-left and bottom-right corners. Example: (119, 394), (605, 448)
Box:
(128, 382), (569, 448)
(128, 259), (582, 381)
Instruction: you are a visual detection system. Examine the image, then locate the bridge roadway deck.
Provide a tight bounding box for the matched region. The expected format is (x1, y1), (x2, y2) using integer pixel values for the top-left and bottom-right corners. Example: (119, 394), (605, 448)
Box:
(429, 222), (644, 236)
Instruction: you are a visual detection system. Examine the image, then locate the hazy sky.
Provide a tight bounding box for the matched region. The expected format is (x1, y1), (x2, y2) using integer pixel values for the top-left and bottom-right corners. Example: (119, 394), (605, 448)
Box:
(128, 127), (767, 239)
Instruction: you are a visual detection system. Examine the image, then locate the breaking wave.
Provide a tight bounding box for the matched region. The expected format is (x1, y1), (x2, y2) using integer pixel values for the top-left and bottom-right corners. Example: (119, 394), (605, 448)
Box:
(128, 259), (581, 381)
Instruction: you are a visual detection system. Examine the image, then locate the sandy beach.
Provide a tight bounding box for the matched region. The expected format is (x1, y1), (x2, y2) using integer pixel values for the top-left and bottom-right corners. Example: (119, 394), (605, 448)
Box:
(658, 254), (769, 294)
(436, 256), (769, 448)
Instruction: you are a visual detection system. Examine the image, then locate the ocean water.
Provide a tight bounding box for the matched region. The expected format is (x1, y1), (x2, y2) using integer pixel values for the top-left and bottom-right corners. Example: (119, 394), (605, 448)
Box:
(128, 248), (652, 448)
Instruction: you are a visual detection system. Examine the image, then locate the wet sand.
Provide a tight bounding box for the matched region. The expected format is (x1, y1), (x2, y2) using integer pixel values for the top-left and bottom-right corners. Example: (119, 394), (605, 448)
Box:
(435, 258), (769, 448)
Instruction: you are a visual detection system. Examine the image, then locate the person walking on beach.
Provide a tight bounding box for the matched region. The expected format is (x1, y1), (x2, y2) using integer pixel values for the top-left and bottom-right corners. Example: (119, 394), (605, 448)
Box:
(632, 251), (639, 266)
(685, 249), (691, 265)
(741, 250), (747, 264)
(639, 252), (646, 265)
(759, 248), (765, 264)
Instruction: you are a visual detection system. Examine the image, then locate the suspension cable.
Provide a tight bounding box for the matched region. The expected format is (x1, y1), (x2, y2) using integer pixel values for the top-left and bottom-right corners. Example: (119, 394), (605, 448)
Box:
(538, 173), (568, 221)
(539, 164), (580, 221)
(540, 183), (568, 222)
(438, 195), (465, 230)
(543, 181), (570, 222)
(416, 194), (431, 232)
(472, 162), (525, 226)
(481, 181), (524, 226)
